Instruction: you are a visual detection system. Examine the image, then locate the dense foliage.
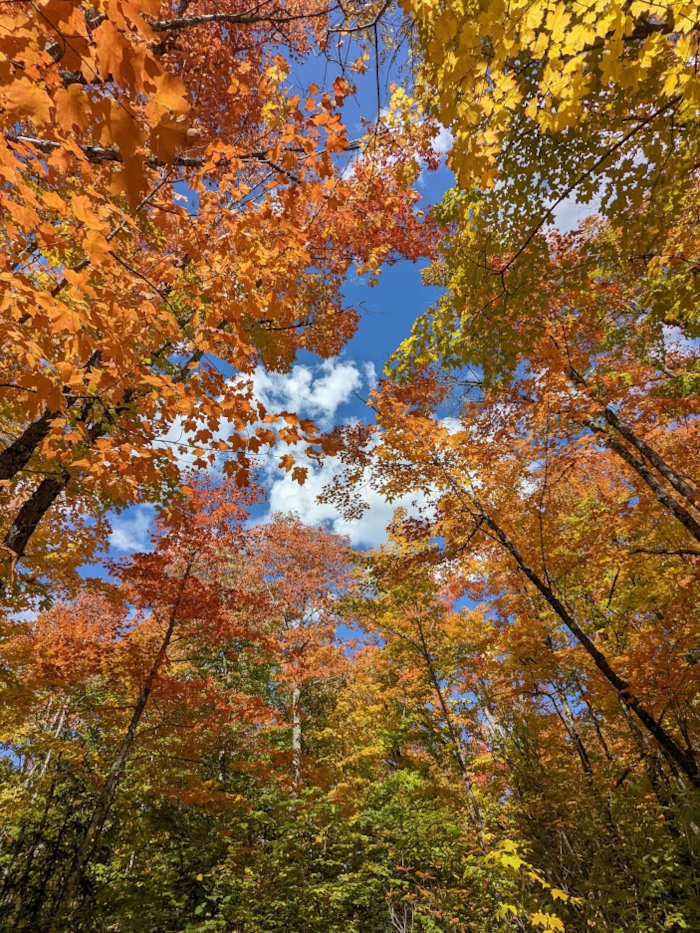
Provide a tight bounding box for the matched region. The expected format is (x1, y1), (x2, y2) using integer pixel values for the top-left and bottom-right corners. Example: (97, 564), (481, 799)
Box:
(1, 1), (698, 931)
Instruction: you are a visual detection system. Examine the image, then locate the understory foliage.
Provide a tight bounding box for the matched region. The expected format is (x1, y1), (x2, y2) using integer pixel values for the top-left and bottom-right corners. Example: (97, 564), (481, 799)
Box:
(1, 0), (699, 931)
(0, 479), (697, 932)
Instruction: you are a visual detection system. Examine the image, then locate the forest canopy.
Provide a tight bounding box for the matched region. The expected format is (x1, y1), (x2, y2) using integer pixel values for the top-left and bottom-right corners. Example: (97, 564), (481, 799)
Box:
(0, 1), (698, 931)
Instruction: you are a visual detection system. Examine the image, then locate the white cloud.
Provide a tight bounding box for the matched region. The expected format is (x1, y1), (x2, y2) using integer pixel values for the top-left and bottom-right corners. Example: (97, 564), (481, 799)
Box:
(663, 324), (698, 357)
(155, 357), (367, 470)
(432, 124), (453, 157)
(441, 416), (463, 435)
(551, 195), (589, 232)
(363, 361), (378, 390)
(260, 448), (433, 548)
(247, 358), (437, 546)
(252, 357), (363, 429)
(551, 191), (602, 232)
(153, 357), (430, 549)
(109, 505), (154, 553)
(417, 123), (454, 187)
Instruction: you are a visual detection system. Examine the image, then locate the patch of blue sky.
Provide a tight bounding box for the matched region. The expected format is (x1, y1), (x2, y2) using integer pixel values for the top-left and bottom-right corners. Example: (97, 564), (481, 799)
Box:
(101, 27), (456, 561)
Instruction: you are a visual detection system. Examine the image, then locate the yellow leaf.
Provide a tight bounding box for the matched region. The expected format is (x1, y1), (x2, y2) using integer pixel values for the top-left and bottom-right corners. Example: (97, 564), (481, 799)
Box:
(531, 911), (565, 931)
(550, 889), (570, 902)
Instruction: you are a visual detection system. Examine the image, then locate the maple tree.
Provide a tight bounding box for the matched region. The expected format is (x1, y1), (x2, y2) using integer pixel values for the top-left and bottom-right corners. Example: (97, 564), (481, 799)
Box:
(1, 478), (266, 925)
(245, 514), (354, 787)
(372, 0), (699, 823)
(400, 0), (700, 341)
(318, 14), (700, 901)
(1, 3), (699, 931)
(1, 475), (698, 929)
(0, 0), (435, 591)
(323, 361), (699, 926)
(0, 497), (560, 931)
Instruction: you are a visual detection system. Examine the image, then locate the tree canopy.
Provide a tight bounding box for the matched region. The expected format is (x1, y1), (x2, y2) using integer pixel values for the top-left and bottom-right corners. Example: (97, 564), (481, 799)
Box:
(0, 1), (698, 931)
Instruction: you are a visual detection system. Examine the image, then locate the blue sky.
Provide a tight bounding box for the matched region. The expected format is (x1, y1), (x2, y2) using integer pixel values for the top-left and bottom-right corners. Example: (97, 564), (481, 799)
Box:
(108, 207), (451, 555)
(106, 37), (456, 558)
(104, 25), (597, 561)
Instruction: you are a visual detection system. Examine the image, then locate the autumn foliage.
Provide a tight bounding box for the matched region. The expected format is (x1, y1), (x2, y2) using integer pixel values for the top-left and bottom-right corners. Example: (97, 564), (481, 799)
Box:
(0, 0), (434, 589)
(1, 1), (698, 931)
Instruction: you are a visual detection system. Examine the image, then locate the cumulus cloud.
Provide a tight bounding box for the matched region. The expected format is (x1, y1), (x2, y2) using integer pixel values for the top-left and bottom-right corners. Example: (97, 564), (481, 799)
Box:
(156, 357), (367, 470)
(663, 324), (697, 358)
(416, 123), (454, 188)
(432, 124), (454, 157)
(247, 357), (435, 546)
(363, 361), (378, 390)
(109, 505), (154, 553)
(252, 358), (363, 429)
(259, 447), (433, 548)
(157, 420), (200, 470)
(152, 357), (430, 549)
(551, 191), (602, 232)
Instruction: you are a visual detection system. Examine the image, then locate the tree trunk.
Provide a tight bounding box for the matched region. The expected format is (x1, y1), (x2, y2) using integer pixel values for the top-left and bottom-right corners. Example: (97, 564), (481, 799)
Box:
(477, 506), (700, 786)
(46, 558), (194, 930)
(0, 409), (55, 482)
(415, 616), (483, 826)
(601, 407), (697, 506)
(291, 684), (302, 789)
(584, 419), (700, 544)
(0, 360), (101, 483)
(2, 398), (120, 564)
(3, 470), (69, 560)
(550, 685), (637, 887)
